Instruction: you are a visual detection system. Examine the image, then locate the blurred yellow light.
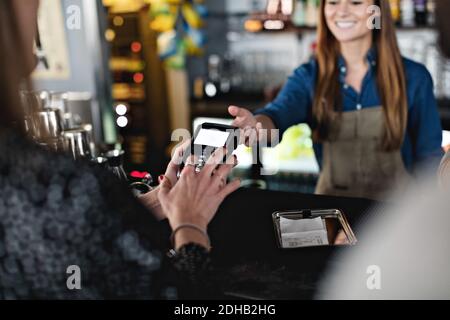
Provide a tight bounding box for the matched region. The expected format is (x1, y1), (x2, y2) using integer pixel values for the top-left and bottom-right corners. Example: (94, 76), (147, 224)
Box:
(244, 19), (263, 32)
(105, 29), (116, 41)
(102, 0), (115, 6)
(113, 15), (124, 26)
(104, 0), (146, 13)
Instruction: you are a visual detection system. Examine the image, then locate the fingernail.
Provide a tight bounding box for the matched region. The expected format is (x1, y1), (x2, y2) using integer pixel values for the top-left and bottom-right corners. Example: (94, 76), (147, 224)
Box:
(158, 175), (164, 183)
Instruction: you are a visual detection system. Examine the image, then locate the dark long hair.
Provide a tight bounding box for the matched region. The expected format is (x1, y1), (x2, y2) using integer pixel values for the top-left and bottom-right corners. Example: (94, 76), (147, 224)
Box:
(0, 0), (29, 132)
(313, 0), (407, 151)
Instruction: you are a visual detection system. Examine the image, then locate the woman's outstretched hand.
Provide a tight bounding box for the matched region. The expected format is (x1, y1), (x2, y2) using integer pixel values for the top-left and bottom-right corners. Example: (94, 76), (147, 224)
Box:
(228, 105), (263, 147)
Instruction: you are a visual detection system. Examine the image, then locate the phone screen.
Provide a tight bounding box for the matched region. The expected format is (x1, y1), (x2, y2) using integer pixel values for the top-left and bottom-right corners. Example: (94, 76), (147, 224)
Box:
(193, 128), (231, 148)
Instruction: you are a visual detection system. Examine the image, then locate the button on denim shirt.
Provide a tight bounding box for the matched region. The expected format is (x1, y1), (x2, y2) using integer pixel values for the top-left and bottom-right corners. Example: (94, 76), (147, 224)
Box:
(255, 50), (444, 173)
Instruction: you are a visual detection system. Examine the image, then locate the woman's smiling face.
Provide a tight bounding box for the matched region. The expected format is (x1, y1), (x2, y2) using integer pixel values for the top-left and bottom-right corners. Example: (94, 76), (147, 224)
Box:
(324, 0), (375, 43)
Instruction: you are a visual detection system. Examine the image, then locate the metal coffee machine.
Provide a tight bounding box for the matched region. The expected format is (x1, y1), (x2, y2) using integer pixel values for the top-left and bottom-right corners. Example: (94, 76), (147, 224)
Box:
(21, 90), (92, 155)
(20, 90), (153, 194)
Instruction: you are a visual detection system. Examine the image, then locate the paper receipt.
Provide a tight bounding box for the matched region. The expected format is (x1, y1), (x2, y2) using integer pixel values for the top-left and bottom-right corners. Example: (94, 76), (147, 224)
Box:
(280, 216), (329, 248)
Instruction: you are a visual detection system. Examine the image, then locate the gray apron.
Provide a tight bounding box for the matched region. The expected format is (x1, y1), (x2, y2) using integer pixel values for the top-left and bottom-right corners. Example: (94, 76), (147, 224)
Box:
(315, 107), (410, 200)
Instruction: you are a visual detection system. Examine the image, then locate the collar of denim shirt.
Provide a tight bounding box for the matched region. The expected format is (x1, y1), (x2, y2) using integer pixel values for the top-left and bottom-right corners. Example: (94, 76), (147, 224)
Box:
(337, 47), (377, 83)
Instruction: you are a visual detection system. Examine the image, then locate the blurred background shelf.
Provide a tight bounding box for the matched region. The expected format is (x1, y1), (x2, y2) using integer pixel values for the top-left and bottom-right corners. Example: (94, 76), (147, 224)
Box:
(106, 6), (171, 173)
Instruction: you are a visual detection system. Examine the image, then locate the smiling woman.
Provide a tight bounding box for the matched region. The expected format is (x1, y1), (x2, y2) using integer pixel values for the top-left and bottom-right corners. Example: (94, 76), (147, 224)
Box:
(317, 0), (407, 151)
(318, 2), (450, 299)
(229, 0), (443, 200)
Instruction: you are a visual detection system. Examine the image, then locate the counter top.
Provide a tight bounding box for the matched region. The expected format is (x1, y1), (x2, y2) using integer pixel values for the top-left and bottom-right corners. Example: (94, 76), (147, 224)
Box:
(207, 187), (378, 299)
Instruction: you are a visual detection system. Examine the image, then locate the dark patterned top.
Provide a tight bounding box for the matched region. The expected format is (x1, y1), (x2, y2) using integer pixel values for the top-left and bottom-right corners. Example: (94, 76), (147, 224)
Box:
(0, 130), (211, 299)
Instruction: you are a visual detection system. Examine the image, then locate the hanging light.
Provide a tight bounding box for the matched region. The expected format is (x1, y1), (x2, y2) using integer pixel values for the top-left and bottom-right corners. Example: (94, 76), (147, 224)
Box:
(115, 104), (127, 116)
(113, 15), (124, 26)
(131, 41), (142, 53)
(204, 82), (217, 98)
(116, 116), (128, 128)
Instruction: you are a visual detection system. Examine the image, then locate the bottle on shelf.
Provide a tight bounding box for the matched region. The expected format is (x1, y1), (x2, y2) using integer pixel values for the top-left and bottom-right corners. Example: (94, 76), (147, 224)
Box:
(401, 0), (415, 27)
(105, 149), (128, 181)
(414, 0), (428, 26)
(427, 0), (436, 26)
(203, 54), (222, 99)
(305, 0), (319, 27)
(389, 0), (400, 25)
(292, 0), (306, 27)
(390, 0), (401, 25)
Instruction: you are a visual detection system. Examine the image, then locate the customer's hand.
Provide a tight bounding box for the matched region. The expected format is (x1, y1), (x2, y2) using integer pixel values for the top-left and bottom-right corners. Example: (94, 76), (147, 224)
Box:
(228, 105), (262, 146)
(163, 139), (192, 186)
(158, 147), (241, 231)
(138, 139), (191, 220)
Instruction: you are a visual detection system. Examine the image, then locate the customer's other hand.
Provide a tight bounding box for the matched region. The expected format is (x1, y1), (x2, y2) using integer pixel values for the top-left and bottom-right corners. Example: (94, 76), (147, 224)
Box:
(138, 139), (191, 220)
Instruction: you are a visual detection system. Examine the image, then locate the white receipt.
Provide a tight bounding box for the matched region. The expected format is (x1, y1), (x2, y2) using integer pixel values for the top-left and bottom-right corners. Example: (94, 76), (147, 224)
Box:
(280, 216), (329, 248)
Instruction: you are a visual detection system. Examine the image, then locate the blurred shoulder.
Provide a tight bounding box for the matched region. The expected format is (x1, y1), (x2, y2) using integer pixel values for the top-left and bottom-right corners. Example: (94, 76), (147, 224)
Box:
(289, 59), (318, 92)
(293, 58), (318, 80)
(0, 129), (87, 180)
(0, 129), (109, 206)
(402, 57), (433, 85)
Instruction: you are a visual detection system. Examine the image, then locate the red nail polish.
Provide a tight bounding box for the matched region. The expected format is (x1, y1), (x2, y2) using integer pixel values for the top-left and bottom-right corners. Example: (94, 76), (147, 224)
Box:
(158, 175), (164, 183)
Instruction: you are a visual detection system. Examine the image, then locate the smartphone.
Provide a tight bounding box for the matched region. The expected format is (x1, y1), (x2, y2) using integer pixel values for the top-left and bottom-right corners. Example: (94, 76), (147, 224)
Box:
(181, 122), (239, 173)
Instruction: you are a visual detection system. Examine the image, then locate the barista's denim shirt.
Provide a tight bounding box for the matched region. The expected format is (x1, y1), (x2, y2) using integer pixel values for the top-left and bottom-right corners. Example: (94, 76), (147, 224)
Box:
(255, 50), (444, 173)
